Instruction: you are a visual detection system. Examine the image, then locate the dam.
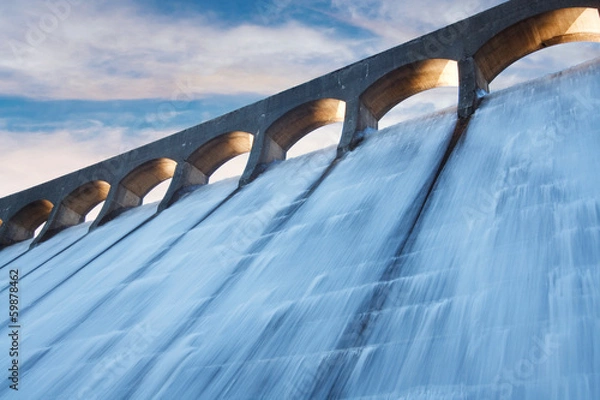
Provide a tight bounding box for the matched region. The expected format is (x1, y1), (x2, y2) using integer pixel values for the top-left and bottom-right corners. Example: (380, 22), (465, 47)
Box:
(0, 0), (599, 398)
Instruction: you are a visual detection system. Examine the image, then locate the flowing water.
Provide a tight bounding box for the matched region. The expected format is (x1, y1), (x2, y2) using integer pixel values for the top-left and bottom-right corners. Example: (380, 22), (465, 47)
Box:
(0, 61), (599, 399)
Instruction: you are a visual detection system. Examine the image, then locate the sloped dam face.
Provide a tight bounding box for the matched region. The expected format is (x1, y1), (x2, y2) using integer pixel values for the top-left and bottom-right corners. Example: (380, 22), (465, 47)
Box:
(1, 61), (599, 399)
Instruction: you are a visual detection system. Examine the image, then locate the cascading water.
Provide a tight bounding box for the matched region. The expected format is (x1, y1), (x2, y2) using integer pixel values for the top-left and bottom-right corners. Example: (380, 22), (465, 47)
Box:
(0, 60), (598, 399)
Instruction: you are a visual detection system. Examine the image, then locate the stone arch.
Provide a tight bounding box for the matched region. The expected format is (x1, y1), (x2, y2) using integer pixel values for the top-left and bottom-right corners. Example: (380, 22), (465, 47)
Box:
(120, 158), (177, 202)
(1, 199), (53, 245)
(94, 158), (177, 226)
(360, 59), (459, 121)
(267, 98), (346, 154)
(475, 7), (600, 84)
(187, 131), (253, 183)
(157, 132), (254, 210)
(61, 180), (111, 219)
(37, 180), (110, 243)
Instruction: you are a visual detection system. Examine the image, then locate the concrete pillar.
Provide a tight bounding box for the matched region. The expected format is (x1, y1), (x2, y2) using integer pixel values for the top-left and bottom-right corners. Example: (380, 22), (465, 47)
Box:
(0, 224), (28, 248)
(0, 199), (53, 248)
(337, 98), (378, 155)
(90, 185), (141, 229)
(0, 225), (30, 248)
(158, 162), (208, 212)
(32, 204), (83, 246)
(458, 57), (490, 119)
(240, 133), (285, 186)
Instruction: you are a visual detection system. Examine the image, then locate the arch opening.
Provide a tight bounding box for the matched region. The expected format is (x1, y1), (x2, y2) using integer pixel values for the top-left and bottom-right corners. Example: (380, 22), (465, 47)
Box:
(286, 122), (343, 159)
(475, 7), (600, 85)
(31, 180), (110, 244)
(378, 86), (459, 130)
(85, 201), (105, 223)
(490, 41), (600, 90)
(95, 158), (177, 225)
(120, 158), (177, 203)
(3, 199), (53, 244)
(143, 178), (173, 205)
(63, 180), (111, 221)
(361, 59), (459, 123)
(187, 131), (253, 184)
(210, 153), (250, 183)
(34, 221), (47, 239)
(266, 98), (346, 155)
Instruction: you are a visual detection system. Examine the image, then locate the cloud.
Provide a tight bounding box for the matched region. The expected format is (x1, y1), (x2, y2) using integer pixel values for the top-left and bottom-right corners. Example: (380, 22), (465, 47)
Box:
(0, 0), (365, 101)
(0, 120), (173, 197)
(300, 0), (508, 48)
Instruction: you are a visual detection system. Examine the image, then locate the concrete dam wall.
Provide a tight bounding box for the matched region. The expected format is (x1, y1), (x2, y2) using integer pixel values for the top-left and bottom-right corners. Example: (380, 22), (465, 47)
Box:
(1, 0), (600, 398)
(0, 59), (599, 398)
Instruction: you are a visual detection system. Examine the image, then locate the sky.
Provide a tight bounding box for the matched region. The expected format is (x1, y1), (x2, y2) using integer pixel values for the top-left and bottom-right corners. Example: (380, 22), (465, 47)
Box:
(1, 0), (600, 201)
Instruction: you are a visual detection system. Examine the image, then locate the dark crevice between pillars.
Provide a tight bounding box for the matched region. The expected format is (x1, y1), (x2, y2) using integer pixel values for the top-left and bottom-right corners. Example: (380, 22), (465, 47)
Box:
(6, 186), (249, 381)
(116, 153), (345, 399)
(306, 113), (475, 398)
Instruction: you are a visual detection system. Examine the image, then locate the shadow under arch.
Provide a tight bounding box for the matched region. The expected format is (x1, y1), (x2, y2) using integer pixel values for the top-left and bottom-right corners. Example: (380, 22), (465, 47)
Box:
(475, 7), (600, 85)
(95, 158), (177, 226)
(0, 199), (54, 246)
(360, 59), (459, 122)
(36, 180), (111, 244)
(267, 98), (346, 156)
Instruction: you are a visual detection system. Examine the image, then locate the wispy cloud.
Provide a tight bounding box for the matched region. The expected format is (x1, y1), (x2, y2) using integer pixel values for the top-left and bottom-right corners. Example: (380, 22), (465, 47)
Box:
(0, 0), (365, 101)
(291, 0), (508, 49)
(0, 120), (173, 197)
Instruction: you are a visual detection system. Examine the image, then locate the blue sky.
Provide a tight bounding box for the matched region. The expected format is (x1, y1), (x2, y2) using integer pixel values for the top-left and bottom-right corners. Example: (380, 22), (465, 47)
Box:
(1, 0), (599, 198)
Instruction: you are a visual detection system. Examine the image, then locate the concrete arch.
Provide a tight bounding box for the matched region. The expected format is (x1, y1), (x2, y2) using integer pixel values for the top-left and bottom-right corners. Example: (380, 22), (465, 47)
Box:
(61, 180), (111, 218)
(0, 199), (53, 246)
(35, 180), (111, 244)
(267, 98), (346, 154)
(93, 158), (177, 227)
(475, 7), (600, 84)
(240, 99), (345, 185)
(187, 131), (254, 182)
(157, 132), (254, 210)
(361, 59), (459, 121)
(120, 158), (177, 200)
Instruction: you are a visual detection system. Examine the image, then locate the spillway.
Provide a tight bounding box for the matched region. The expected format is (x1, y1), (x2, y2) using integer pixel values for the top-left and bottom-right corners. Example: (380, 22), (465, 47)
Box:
(1, 60), (599, 399)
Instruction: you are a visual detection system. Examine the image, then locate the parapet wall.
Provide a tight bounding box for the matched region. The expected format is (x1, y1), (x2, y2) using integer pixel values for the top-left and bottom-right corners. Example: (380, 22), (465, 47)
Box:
(1, 0), (599, 248)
